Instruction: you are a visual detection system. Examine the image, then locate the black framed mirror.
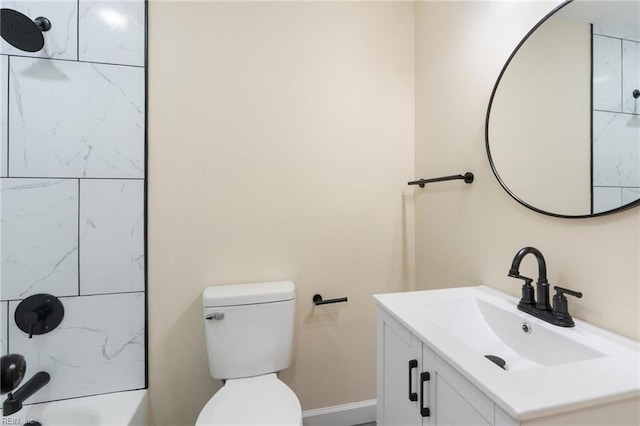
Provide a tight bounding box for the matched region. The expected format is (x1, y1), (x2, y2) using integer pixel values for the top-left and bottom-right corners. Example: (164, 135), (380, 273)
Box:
(486, 0), (640, 218)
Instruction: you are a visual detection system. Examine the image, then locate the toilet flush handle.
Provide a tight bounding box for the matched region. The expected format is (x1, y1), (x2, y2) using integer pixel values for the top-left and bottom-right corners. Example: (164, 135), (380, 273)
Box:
(206, 313), (225, 320)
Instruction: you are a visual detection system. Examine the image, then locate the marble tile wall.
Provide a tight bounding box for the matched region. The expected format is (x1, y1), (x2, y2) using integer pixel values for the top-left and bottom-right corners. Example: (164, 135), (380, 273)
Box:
(0, 0), (145, 403)
(592, 31), (640, 213)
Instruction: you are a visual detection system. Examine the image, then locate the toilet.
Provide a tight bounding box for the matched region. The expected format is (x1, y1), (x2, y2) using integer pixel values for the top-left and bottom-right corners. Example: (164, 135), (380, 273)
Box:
(196, 280), (302, 426)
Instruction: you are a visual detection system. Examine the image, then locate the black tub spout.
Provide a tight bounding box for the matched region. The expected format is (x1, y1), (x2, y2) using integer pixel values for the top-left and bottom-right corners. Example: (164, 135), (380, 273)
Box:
(2, 371), (50, 415)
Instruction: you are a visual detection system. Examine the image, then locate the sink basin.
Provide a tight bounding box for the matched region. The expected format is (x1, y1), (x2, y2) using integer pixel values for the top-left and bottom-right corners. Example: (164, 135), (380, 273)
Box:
(374, 286), (640, 420)
(420, 296), (604, 371)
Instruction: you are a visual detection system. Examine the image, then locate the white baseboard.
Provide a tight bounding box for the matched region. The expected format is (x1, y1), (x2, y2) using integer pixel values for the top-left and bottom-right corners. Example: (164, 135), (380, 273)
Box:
(302, 399), (376, 426)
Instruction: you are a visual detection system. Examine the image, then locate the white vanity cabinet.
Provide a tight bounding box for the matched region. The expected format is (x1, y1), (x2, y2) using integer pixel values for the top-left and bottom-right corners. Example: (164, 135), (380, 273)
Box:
(377, 307), (513, 426)
(376, 287), (640, 426)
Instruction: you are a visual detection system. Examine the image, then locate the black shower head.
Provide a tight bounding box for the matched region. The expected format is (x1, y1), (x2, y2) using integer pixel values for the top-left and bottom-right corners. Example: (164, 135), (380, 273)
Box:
(1, 353), (26, 394)
(0, 8), (51, 53)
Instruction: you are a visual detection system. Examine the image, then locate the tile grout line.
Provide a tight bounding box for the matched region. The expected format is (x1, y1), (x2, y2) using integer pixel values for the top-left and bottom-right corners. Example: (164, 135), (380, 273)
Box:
(0, 290), (145, 303)
(1, 176), (145, 180)
(593, 185), (640, 189)
(590, 24), (594, 215)
(0, 53), (144, 69)
(6, 55), (9, 177)
(77, 0), (80, 62)
(143, 0), (149, 390)
(78, 179), (81, 296)
(593, 109), (640, 117)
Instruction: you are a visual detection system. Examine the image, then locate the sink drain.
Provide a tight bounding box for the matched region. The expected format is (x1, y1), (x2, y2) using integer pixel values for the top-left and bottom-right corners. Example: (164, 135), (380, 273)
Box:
(484, 355), (506, 370)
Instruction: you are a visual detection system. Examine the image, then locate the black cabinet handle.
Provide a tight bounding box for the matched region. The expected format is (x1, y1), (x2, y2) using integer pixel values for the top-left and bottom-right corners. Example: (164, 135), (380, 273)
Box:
(408, 359), (418, 402)
(420, 371), (431, 417)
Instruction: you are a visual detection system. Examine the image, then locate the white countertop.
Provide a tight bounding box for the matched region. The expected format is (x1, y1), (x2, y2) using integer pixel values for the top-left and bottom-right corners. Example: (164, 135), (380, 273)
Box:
(374, 286), (640, 420)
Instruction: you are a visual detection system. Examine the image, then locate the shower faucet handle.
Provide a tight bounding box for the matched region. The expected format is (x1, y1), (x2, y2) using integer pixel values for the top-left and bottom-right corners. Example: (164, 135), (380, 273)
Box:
(23, 307), (49, 338)
(15, 294), (64, 339)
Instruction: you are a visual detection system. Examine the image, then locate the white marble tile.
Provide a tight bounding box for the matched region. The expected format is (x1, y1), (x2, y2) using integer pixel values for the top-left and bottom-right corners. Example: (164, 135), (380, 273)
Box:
(1, 179), (78, 300)
(592, 111), (640, 187)
(1, 55), (7, 177)
(622, 40), (640, 115)
(8, 292), (145, 403)
(1, 302), (7, 355)
(593, 17), (640, 43)
(80, 179), (144, 295)
(592, 186), (622, 214)
(622, 187), (640, 206)
(593, 26), (640, 43)
(593, 35), (622, 112)
(0, 1), (78, 60)
(79, 0), (145, 67)
(8, 57), (145, 178)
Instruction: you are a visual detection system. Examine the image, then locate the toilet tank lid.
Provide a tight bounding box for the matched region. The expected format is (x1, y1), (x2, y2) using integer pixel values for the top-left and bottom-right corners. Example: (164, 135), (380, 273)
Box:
(203, 280), (295, 307)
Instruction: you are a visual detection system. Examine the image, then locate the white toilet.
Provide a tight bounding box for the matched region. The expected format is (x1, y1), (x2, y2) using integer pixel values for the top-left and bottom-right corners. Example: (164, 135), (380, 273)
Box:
(196, 280), (302, 426)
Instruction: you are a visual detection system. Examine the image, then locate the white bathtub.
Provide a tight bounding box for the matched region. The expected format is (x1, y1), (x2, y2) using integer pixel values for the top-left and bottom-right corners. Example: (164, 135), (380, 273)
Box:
(1, 389), (147, 425)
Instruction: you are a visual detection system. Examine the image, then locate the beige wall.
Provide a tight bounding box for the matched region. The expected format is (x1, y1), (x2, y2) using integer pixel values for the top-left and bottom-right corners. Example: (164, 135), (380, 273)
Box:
(147, 2), (415, 425)
(415, 0), (639, 344)
(148, 1), (640, 424)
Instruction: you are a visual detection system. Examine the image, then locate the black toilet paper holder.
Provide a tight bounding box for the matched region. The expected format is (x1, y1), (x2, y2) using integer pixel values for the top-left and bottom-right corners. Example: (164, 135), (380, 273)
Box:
(312, 294), (348, 305)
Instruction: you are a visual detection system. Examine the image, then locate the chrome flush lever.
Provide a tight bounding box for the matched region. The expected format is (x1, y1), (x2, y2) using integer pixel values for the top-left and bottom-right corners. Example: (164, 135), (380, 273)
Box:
(206, 312), (224, 320)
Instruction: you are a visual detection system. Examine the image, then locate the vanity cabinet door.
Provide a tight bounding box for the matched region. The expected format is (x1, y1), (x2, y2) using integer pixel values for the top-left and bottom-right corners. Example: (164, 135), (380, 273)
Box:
(435, 376), (491, 426)
(377, 308), (498, 426)
(432, 355), (495, 426)
(377, 310), (422, 426)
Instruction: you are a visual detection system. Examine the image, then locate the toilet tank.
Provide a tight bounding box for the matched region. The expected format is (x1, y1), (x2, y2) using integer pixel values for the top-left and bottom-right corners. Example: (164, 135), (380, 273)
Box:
(202, 281), (296, 380)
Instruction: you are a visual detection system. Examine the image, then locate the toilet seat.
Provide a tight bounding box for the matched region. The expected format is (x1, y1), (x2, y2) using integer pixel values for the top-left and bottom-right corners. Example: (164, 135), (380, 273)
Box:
(195, 374), (302, 426)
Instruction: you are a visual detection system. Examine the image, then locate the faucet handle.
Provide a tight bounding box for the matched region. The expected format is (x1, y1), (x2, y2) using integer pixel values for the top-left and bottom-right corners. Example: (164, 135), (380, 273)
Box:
(552, 286), (582, 327)
(553, 286), (582, 299)
(510, 274), (535, 307)
(508, 272), (532, 282)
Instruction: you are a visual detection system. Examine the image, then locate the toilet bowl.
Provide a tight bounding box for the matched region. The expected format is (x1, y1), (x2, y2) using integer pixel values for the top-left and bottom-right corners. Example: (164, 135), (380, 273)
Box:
(197, 281), (302, 425)
(195, 374), (301, 426)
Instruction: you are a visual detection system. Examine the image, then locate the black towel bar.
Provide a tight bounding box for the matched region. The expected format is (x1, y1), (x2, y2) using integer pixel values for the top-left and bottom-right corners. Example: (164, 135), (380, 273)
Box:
(408, 172), (474, 188)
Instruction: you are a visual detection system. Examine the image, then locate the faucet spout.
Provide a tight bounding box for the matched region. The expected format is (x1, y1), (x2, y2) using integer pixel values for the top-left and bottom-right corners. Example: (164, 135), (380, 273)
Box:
(2, 371), (50, 415)
(508, 246), (550, 311)
(508, 247), (547, 281)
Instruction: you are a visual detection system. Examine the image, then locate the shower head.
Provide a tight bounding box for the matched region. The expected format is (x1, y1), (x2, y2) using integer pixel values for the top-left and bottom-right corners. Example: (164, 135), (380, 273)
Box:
(1, 353), (26, 394)
(0, 8), (51, 53)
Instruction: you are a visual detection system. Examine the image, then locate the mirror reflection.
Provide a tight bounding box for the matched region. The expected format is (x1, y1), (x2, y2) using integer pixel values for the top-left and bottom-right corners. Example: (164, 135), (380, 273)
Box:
(486, 0), (640, 217)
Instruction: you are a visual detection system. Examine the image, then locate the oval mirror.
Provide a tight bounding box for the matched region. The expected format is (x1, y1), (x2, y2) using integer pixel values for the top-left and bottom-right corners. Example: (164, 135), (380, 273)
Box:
(486, 0), (640, 218)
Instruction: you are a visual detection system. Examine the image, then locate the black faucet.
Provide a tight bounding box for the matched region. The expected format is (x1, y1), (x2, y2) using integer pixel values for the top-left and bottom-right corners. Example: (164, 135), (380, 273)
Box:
(1, 353), (50, 416)
(508, 247), (550, 311)
(508, 247), (582, 327)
